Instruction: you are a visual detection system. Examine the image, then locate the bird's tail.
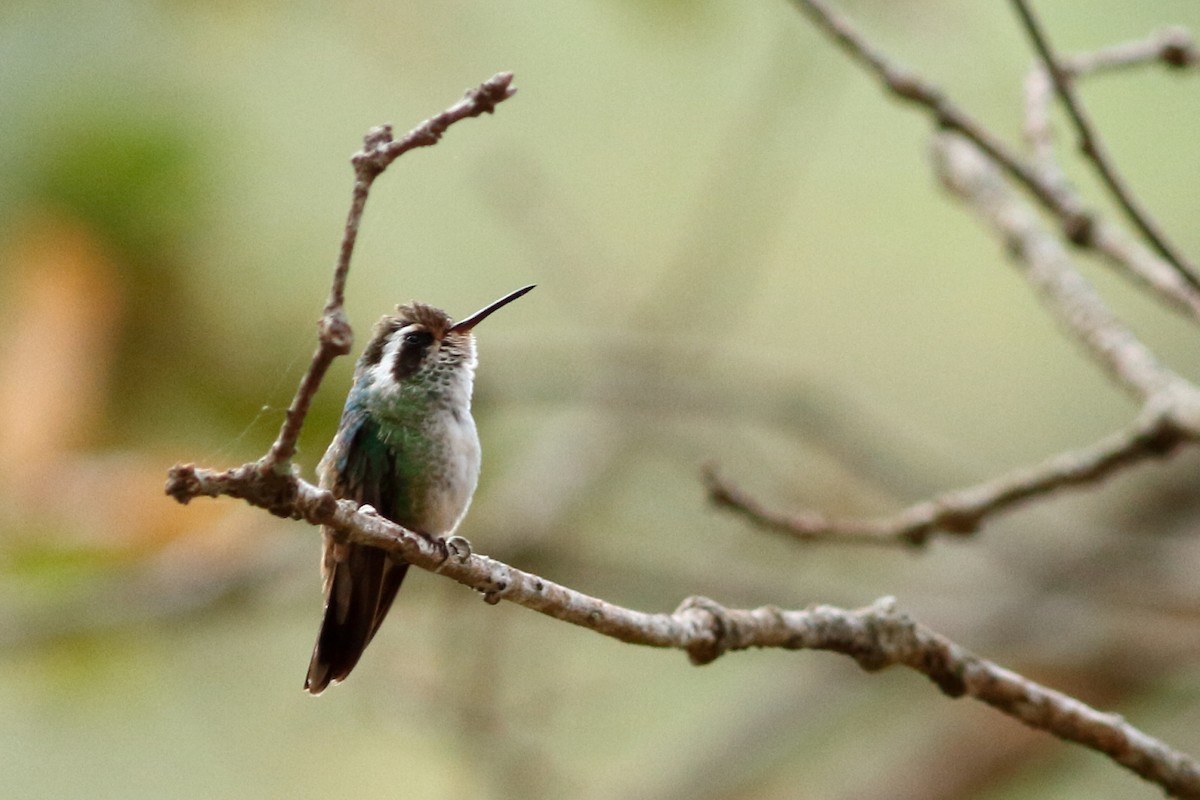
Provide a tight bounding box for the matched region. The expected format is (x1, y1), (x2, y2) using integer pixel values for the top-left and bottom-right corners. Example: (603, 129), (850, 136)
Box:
(305, 539), (408, 694)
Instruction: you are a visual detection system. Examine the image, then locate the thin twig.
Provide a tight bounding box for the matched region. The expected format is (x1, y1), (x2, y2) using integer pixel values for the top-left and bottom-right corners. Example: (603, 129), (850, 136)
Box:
(1022, 28), (1200, 316)
(162, 462), (1200, 798)
(933, 133), (1178, 401)
(259, 72), (517, 474)
(1011, 0), (1200, 292)
(704, 408), (1189, 546)
(790, 0), (1200, 320)
(1026, 26), (1200, 164)
(1065, 26), (1198, 74)
(789, 0), (1087, 239)
(703, 131), (1200, 546)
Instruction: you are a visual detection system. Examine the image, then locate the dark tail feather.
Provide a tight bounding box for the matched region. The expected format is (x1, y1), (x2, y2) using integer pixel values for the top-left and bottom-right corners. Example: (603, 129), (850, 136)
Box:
(305, 545), (409, 694)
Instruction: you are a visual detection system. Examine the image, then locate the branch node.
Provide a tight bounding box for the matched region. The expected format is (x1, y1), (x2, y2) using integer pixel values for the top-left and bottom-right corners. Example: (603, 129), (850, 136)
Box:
(165, 463), (201, 504)
(318, 308), (354, 355)
(676, 595), (733, 666)
(933, 503), (982, 535)
(1159, 27), (1197, 67)
(883, 65), (927, 102)
(1061, 211), (1096, 246)
(312, 489), (339, 525)
(480, 562), (513, 605)
(254, 467), (301, 519)
(445, 535), (473, 562)
(352, 125), (395, 177)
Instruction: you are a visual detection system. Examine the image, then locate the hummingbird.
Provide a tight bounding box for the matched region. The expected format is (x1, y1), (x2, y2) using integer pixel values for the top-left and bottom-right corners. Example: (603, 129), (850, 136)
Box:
(304, 284), (535, 694)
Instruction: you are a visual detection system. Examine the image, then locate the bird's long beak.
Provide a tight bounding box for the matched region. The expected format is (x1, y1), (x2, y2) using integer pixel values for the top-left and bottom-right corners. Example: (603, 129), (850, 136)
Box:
(448, 284), (536, 333)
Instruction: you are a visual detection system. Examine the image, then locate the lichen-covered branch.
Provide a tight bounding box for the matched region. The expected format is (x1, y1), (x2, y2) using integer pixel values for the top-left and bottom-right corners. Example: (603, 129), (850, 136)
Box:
(259, 72), (517, 473)
(163, 462), (1200, 797)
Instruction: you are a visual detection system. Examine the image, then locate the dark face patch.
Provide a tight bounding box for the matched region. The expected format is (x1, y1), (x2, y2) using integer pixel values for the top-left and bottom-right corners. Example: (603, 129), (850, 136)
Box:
(392, 328), (435, 382)
(361, 319), (404, 368)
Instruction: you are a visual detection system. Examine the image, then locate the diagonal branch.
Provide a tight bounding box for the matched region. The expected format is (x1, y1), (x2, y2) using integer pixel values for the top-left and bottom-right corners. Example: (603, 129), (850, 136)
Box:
(1011, 0), (1200, 292)
(162, 462), (1200, 798)
(790, 0), (1200, 320)
(704, 408), (1190, 547)
(259, 72), (517, 474)
(704, 132), (1200, 546)
(1022, 28), (1200, 318)
(1024, 27), (1199, 182)
(788, 0), (1078, 232)
(159, 58), (1200, 799)
(932, 133), (1179, 402)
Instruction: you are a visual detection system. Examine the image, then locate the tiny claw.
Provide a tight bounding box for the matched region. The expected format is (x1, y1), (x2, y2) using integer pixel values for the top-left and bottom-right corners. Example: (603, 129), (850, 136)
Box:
(432, 535), (472, 574)
(444, 535), (473, 561)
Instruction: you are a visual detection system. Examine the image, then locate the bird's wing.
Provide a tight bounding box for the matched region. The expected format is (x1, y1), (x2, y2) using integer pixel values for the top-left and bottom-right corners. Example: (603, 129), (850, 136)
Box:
(305, 408), (411, 694)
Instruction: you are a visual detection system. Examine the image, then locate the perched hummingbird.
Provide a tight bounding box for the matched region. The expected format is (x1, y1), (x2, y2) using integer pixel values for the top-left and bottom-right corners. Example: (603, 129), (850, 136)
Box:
(304, 284), (534, 694)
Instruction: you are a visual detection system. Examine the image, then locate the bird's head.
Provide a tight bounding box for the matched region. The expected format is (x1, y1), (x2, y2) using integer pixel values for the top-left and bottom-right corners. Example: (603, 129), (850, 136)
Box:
(357, 285), (535, 391)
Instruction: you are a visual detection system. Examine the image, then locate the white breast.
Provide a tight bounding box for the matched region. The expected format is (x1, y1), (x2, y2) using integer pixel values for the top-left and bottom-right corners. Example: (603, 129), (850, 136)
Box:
(422, 408), (481, 536)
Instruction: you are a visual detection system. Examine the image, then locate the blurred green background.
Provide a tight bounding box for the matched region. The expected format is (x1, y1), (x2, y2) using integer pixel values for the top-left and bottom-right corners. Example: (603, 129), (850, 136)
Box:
(2, 1), (1199, 798)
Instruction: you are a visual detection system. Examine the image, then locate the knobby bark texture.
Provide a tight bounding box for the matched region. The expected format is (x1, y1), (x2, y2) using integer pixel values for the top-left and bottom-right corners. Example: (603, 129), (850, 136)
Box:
(165, 24), (1200, 797)
(166, 460), (1200, 797)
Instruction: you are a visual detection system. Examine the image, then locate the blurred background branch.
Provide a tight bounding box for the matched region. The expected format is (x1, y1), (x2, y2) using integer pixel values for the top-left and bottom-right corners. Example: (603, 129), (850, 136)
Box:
(711, 1), (1200, 558)
(1011, 0), (1200, 291)
(3, 2), (1199, 799)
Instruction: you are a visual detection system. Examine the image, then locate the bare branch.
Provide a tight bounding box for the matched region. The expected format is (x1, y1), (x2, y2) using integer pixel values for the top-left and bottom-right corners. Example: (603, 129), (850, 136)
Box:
(259, 72), (517, 474)
(705, 409), (1190, 546)
(932, 134), (1179, 401)
(1066, 26), (1198, 74)
(789, 1), (1087, 239)
(704, 131), (1200, 545)
(162, 56), (1200, 798)
(1023, 29), (1200, 316)
(1011, 1), (1200, 292)
(1026, 27), (1200, 164)
(162, 463), (1200, 797)
(791, 0), (1200, 319)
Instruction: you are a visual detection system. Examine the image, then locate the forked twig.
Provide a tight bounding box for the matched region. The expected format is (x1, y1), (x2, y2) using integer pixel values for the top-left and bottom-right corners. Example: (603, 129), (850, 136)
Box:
(791, 0), (1200, 320)
(1025, 27), (1198, 178)
(710, 1), (1200, 547)
(260, 72), (517, 474)
(1023, 28), (1200, 315)
(1011, 0), (1200, 292)
(704, 130), (1200, 546)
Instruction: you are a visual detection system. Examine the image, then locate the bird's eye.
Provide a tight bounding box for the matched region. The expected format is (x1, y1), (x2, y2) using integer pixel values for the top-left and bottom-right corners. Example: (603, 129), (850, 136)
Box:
(402, 330), (433, 348)
(392, 329), (434, 381)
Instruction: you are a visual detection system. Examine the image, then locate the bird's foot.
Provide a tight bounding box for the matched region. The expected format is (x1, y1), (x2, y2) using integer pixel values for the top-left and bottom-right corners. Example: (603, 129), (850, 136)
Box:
(444, 535), (472, 560)
(432, 535), (472, 572)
